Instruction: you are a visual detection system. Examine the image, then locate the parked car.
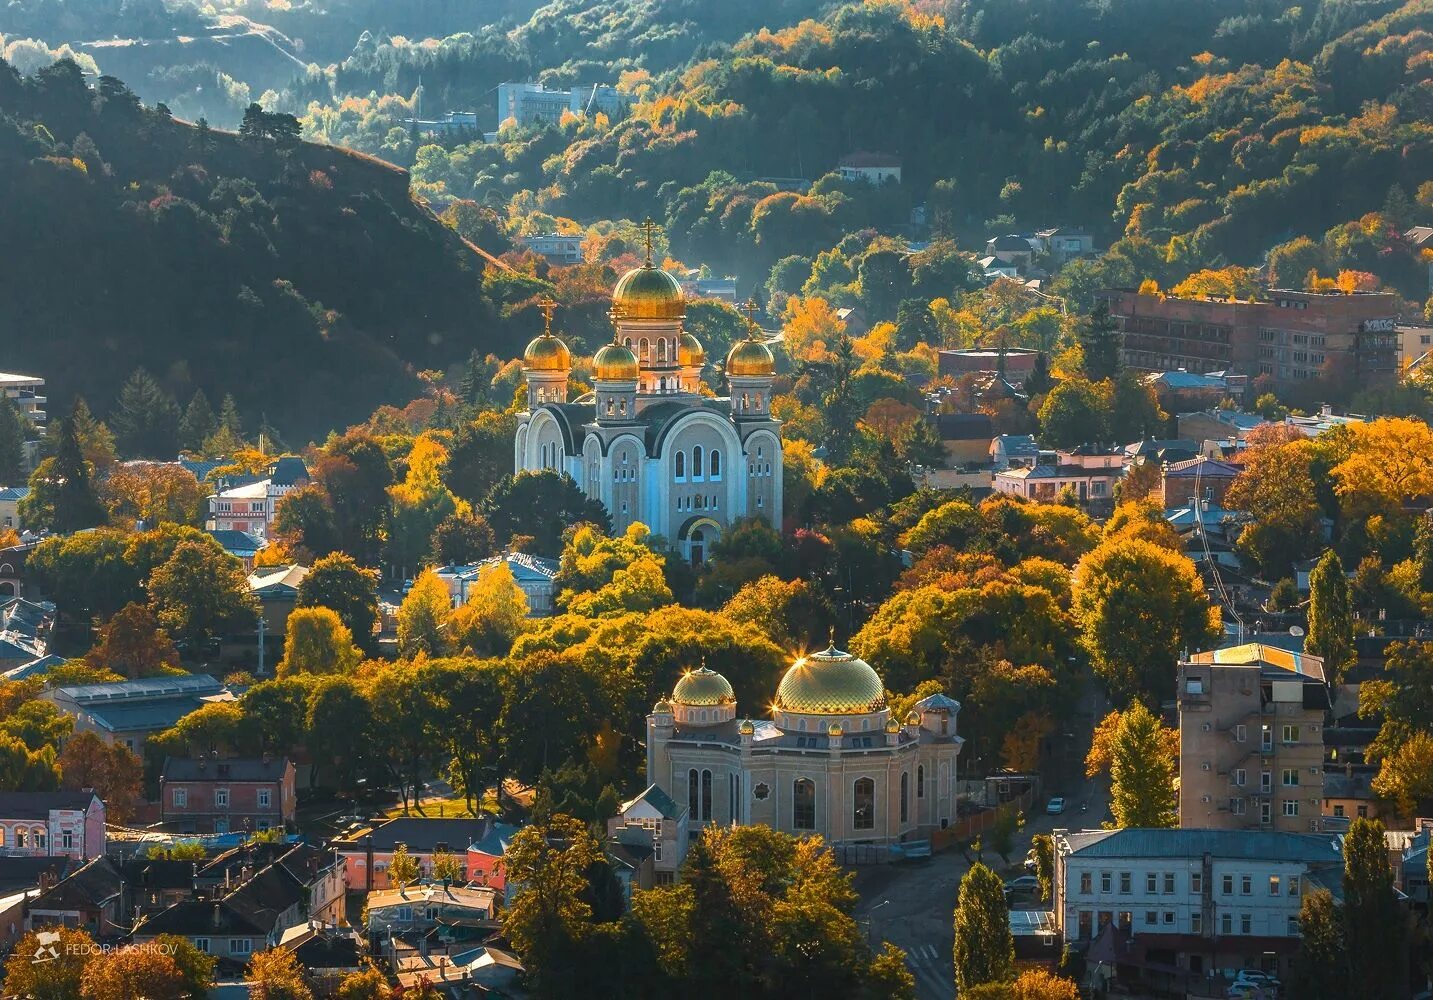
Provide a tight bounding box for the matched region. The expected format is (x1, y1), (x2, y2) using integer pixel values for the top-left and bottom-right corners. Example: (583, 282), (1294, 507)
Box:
(1046, 796), (1066, 815)
(1024, 848), (1038, 872)
(1003, 875), (1039, 897)
(1226, 970), (1280, 998)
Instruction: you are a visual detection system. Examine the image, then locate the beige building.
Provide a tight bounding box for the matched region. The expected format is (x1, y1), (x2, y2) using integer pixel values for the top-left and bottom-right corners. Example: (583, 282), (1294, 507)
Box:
(1177, 644), (1329, 833)
(641, 643), (963, 879)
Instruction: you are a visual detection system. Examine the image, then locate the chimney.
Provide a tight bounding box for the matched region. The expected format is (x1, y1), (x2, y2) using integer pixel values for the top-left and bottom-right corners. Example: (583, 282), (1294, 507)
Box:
(212, 903), (222, 929)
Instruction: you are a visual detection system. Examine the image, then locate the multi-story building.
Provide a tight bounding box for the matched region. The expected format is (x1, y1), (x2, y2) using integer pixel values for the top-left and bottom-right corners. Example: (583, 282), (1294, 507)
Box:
(1052, 828), (1344, 982)
(497, 82), (623, 128)
(0, 372), (45, 472)
(332, 817), (492, 892)
(1177, 644), (1329, 833)
(159, 756), (296, 834)
(838, 152), (902, 185)
(0, 792), (105, 860)
(206, 456), (309, 541)
(519, 233), (584, 265)
(1104, 288), (1399, 390)
(44, 673), (233, 754)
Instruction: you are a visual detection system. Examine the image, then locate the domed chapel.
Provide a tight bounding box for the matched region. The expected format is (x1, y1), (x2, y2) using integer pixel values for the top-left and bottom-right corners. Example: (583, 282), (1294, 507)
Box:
(514, 223), (782, 563)
(640, 638), (964, 879)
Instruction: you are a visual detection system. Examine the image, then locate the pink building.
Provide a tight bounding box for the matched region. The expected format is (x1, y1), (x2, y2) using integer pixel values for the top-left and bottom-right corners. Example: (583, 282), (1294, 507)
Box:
(466, 822), (520, 892)
(0, 791), (105, 860)
(160, 756), (296, 834)
(332, 817), (490, 892)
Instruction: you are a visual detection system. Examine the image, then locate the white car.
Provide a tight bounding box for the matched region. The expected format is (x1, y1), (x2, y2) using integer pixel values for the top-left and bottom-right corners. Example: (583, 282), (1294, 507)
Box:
(1226, 971), (1279, 998)
(1046, 796), (1066, 815)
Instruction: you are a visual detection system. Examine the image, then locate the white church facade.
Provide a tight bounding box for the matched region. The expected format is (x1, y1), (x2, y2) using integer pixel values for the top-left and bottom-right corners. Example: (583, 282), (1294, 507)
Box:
(514, 250), (782, 563)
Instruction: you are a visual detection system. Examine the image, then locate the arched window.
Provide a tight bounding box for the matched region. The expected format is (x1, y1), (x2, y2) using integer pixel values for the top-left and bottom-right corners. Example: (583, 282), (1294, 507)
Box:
(33, 828), (45, 851)
(658, 339), (668, 362)
(675, 451), (685, 479)
(701, 769), (712, 822)
(793, 779), (816, 831)
(693, 446), (704, 478)
(917, 765), (925, 799)
(853, 778), (875, 830)
(639, 337), (650, 362)
(710, 450), (721, 478)
(900, 772), (909, 823)
(606, 399), (615, 416)
(729, 773), (736, 823)
(688, 769), (699, 821)
(0, 827), (7, 847)
(14, 828), (25, 849)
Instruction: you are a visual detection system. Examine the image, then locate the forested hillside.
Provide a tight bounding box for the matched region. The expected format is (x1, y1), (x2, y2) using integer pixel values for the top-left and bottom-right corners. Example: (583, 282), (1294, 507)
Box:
(0, 60), (511, 440)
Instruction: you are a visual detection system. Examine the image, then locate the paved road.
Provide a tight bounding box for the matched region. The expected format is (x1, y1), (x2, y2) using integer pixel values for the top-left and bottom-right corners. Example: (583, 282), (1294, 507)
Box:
(854, 679), (1113, 999)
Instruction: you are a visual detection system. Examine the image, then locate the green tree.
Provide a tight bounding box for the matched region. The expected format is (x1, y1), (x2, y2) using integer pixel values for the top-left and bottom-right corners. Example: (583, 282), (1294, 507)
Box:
(1306, 550), (1355, 682)
(953, 862), (1014, 992)
(1342, 817), (1406, 999)
(430, 510), (497, 565)
(109, 368), (180, 458)
(1288, 888), (1350, 1000)
(272, 486), (340, 560)
(178, 390), (217, 453)
(1037, 377), (1108, 449)
(1267, 236), (1326, 289)
(503, 814), (603, 996)
(0, 731), (61, 791)
(431, 849), (463, 884)
(1031, 833), (1054, 903)
(1107, 371), (1166, 443)
(23, 406), (105, 532)
(445, 411), (518, 505)
(0, 393), (26, 485)
(1108, 701), (1177, 828)
(296, 552), (380, 651)
(396, 569), (452, 658)
(481, 470), (611, 555)
(388, 843), (420, 887)
(147, 540), (258, 646)
(277, 607), (361, 677)
(1076, 301), (1122, 380)
(305, 675), (373, 793)
(1071, 537), (1218, 703)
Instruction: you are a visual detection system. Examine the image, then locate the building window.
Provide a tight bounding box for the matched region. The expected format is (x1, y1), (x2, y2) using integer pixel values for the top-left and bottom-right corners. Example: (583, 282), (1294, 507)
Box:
(1241, 875), (1252, 895)
(692, 446), (704, 479)
(1283, 724), (1300, 744)
(172, 788), (187, 808)
(701, 770), (712, 822)
(33, 829), (45, 850)
(1282, 769), (1299, 787)
(215, 789), (229, 807)
(258, 789), (271, 809)
(1147, 873), (1158, 893)
(1222, 875), (1233, 895)
(1269, 876), (1281, 896)
(1261, 771), (1272, 793)
(1192, 912), (1202, 934)
(1164, 912), (1175, 925)
(1241, 913), (1252, 934)
(1358, 805), (1368, 818)
(1283, 800), (1299, 817)
(1221, 913), (1233, 934)
(1234, 769), (1247, 786)
(900, 772), (909, 823)
(1081, 872), (1092, 894)
(793, 779), (816, 831)
(853, 778), (875, 830)
(675, 451), (685, 479)
(688, 769), (699, 821)
(1191, 873), (1202, 894)
(62, 830), (73, 850)
(1261, 726), (1273, 751)
(1235, 725), (1247, 742)
(230, 939), (252, 955)
(916, 766), (924, 798)
(710, 450), (721, 479)
(1119, 872), (1131, 894)
(1101, 872), (1112, 893)
(1289, 876), (1300, 896)
(1164, 873), (1175, 894)
(1145, 911), (1157, 926)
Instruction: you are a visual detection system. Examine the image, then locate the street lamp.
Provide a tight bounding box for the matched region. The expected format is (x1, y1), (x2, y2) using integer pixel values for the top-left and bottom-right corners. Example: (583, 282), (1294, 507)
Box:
(867, 898), (891, 945)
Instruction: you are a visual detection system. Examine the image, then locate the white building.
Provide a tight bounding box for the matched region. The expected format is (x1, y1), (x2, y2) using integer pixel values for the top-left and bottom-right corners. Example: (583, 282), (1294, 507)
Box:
(514, 245), (783, 563)
(206, 457), (309, 541)
(0, 372), (45, 472)
(638, 646), (963, 880)
(433, 553), (560, 616)
(519, 233), (584, 265)
(838, 152), (902, 185)
(1053, 828), (1344, 984)
(497, 82), (623, 128)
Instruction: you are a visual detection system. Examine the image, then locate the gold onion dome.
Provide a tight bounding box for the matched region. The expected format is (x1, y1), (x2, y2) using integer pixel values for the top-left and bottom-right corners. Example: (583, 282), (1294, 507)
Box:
(885, 717), (901, 734)
(672, 666), (735, 707)
(654, 700), (674, 714)
(611, 264), (685, 322)
(905, 710), (921, 726)
(679, 331), (706, 367)
(593, 340), (640, 381)
(828, 722), (844, 737)
(523, 332), (571, 371)
(726, 336), (776, 377)
(738, 718), (755, 735)
(775, 642), (886, 716)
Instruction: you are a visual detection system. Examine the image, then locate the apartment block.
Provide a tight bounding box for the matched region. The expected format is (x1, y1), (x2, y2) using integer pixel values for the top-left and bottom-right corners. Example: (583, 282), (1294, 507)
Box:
(1178, 645), (1329, 833)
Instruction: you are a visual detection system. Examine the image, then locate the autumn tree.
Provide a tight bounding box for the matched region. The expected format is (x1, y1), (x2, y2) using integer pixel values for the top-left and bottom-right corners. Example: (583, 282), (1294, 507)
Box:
(335, 965), (391, 1000)
(430, 510), (497, 565)
(155, 935), (216, 999)
(85, 603), (181, 678)
(246, 948), (313, 1000)
(277, 607), (361, 677)
(59, 731), (142, 822)
(1306, 550), (1355, 683)
(431, 849), (464, 884)
(1107, 702), (1177, 828)
(448, 562), (528, 656)
(1331, 418), (1433, 519)
(1071, 537), (1218, 703)
(1037, 377), (1107, 449)
(80, 944), (188, 1000)
(148, 540), (258, 646)
(22, 407), (105, 533)
(0, 732), (61, 791)
(953, 862), (1014, 992)
(387, 435), (467, 575)
(1030, 834), (1054, 903)
(1287, 889), (1350, 1000)
(503, 814), (604, 995)
(1371, 731), (1433, 817)
(296, 552), (380, 652)
(388, 843), (420, 888)
(397, 570), (452, 658)
(1225, 438), (1322, 577)
(721, 575), (834, 648)
(5, 927), (96, 1000)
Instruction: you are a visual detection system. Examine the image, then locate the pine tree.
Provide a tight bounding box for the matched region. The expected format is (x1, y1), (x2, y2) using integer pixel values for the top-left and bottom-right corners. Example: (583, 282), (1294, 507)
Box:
(49, 407), (106, 533)
(1342, 817), (1406, 998)
(178, 391), (216, 453)
(0, 394), (26, 485)
(1288, 889), (1350, 1000)
(1306, 550), (1355, 682)
(1109, 701), (1177, 827)
(953, 862), (1014, 992)
(110, 368), (180, 458)
(217, 394), (244, 436)
(1077, 301), (1123, 381)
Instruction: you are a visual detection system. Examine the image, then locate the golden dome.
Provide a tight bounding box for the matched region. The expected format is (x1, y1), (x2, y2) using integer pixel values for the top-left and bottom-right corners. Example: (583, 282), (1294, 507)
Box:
(594, 341), (639, 381)
(885, 717), (901, 734)
(905, 710), (920, 726)
(654, 700), (673, 714)
(775, 644), (886, 716)
(523, 332), (571, 372)
(678, 331), (706, 368)
(738, 718), (755, 735)
(612, 265), (685, 322)
(828, 722), (843, 737)
(726, 336), (776, 377)
(672, 666), (735, 707)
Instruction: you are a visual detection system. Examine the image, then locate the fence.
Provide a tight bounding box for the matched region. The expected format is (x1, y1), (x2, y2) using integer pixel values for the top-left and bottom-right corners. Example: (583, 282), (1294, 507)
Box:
(933, 786), (1037, 853)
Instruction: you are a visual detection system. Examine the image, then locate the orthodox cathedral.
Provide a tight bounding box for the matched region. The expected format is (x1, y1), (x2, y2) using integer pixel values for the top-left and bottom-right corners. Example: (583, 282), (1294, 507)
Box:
(636, 640), (963, 878)
(514, 239), (782, 563)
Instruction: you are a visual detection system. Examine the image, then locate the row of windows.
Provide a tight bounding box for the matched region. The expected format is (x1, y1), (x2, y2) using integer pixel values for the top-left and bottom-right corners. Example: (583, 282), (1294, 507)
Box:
(676, 495), (719, 512)
(1077, 870), (1300, 898)
(1077, 910), (1297, 939)
(0, 826), (53, 849)
(674, 447), (720, 480)
(171, 788), (272, 808)
(1228, 723), (1308, 747)
(192, 938), (251, 956)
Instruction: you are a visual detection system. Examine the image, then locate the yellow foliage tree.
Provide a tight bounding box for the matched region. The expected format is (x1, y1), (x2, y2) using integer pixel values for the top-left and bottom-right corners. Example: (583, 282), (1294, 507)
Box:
(277, 606), (361, 677)
(782, 296), (846, 362)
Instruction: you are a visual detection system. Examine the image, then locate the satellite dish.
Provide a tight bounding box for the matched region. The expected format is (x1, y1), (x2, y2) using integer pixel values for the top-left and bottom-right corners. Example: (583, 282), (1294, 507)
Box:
(1289, 626), (1305, 637)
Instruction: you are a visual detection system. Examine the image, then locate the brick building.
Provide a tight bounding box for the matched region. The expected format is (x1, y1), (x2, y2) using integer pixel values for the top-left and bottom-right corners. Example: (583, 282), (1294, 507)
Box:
(160, 756), (296, 834)
(1103, 288), (1399, 391)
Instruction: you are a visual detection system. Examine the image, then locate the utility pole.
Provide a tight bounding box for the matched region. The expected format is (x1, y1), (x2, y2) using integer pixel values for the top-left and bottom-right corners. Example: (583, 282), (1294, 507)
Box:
(257, 615), (267, 676)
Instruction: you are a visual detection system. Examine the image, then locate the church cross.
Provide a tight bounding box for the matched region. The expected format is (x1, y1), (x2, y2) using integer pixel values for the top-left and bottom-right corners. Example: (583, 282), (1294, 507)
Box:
(642, 217), (657, 266)
(537, 297), (557, 336)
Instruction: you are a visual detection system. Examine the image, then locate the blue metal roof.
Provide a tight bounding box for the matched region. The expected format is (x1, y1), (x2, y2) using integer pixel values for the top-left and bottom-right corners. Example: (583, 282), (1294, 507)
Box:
(1062, 828), (1341, 862)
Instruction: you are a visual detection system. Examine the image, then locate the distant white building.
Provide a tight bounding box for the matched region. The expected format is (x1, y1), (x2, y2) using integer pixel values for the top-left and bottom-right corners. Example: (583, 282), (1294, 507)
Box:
(497, 82), (623, 128)
(433, 553), (560, 616)
(0, 372), (45, 472)
(838, 152), (902, 185)
(520, 233), (584, 265)
(205, 457), (309, 541)
(400, 110), (480, 136)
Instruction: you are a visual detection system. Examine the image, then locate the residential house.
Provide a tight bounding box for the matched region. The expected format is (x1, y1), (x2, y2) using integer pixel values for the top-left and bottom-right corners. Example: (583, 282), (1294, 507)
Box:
(1399, 322), (1433, 372)
(364, 883), (499, 936)
(991, 434), (1040, 471)
(992, 446), (1125, 507)
(0, 373), (45, 471)
(1177, 644), (1329, 833)
(1053, 827), (1344, 986)
(1320, 765), (1382, 827)
(1166, 504), (1243, 572)
(0, 792), (105, 860)
(0, 540), (36, 600)
(3, 653), (66, 682)
(0, 630), (44, 670)
(160, 756), (296, 834)
(466, 821), (520, 895)
(26, 855), (191, 935)
(209, 530), (264, 569)
(0, 487), (27, 533)
(834, 306), (870, 336)
(1159, 456), (1242, 509)
(1177, 410), (1270, 450)
(977, 256), (1020, 281)
(1031, 227), (1095, 264)
(434, 553), (561, 616)
(277, 921), (363, 993)
(1143, 370), (1248, 411)
(247, 564), (310, 638)
(333, 817), (492, 892)
(1124, 439), (1200, 466)
(199, 842), (346, 925)
(606, 832), (656, 905)
(206, 457), (310, 542)
(519, 233), (584, 265)
(838, 152), (902, 185)
(607, 785), (688, 885)
(984, 235), (1036, 268)
(44, 674), (233, 755)
(934, 412), (994, 467)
